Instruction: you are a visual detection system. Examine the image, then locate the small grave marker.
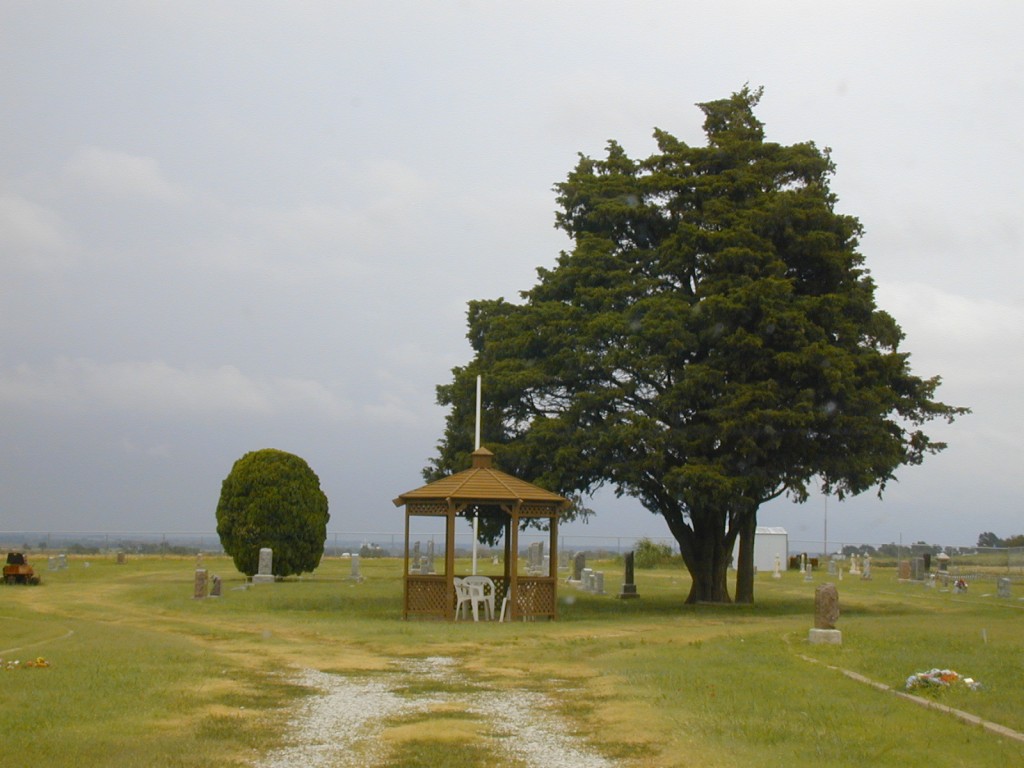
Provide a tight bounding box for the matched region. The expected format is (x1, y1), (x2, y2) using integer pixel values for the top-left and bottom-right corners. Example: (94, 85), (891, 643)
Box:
(193, 569), (208, 599)
(997, 578), (1011, 599)
(424, 541), (436, 574)
(581, 567), (593, 591)
(348, 553), (363, 582)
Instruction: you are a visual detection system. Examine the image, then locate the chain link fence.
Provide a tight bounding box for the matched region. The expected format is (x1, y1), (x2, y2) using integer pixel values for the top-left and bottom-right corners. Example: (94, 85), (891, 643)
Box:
(2, 530), (1022, 575)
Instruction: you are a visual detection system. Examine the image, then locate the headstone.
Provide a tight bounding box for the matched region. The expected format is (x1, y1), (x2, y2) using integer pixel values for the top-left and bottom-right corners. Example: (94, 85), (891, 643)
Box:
(581, 567), (594, 591)
(527, 542), (545, 575)
(210, 575), (222, 597)
(861, 555), (872, 580)
(828, 557), (837, 576)
(814, 583), (840, 628)
(48, 556), (58, 571)
(410, 541), (422, 574)
(997, 578), (1011, 599)
(193, 568), (208, 599)
(424, 541), (436, 574)
(922, 553), (931, 572)
(618, 550), (639, 599)
(772, 554), (782, 579)
(594, 571), (605, 594)
(58, 553), (68, 570)
(572, 552), (585, 581)
(559, 550), (569, 570)
(349, 553), (363, 582)
(116, 552), (126, 565)
(898, 560), (911, 580)
(252, 547), (275, 583)
(804, 564), (813, 582)
(911, 557), (925, 581)
(809, 583), (842, 644)
(936, 552), (950, 572)
(849, 554), (860, 575)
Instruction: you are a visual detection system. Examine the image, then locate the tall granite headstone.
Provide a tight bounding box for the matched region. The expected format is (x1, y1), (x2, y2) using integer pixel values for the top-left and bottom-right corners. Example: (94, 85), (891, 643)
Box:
(618, 550), (639, 599)
(572, 552), (586, 582)
(809, 583), (842, 645)
(252, 547), (275, 583)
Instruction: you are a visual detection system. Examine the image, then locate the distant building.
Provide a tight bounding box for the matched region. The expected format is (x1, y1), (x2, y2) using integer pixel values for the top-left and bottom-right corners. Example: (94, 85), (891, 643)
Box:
(732, 526), (788, 573)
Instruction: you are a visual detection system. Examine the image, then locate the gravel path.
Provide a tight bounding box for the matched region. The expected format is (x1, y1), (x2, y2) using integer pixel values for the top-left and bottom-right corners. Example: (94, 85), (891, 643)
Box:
(255, 656), (615, 768)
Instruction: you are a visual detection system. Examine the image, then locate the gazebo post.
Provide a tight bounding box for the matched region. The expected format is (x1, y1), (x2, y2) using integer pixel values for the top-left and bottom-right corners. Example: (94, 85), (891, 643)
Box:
(502, 514), (512, 595)
(549, 517), (559, 619)
(508, 502), (520, 621)
(403, 508), (411, 619)
(445, 498), (456, 620)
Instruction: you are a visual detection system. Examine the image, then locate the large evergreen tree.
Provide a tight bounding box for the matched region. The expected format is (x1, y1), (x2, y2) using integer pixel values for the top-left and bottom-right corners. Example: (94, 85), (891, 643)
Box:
(430, 87), (967, 604)
(216, 448), (330, 578)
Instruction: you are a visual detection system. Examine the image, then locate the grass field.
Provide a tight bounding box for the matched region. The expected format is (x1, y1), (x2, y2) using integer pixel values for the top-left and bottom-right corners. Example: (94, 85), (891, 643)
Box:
(2, 554), (1022, 767)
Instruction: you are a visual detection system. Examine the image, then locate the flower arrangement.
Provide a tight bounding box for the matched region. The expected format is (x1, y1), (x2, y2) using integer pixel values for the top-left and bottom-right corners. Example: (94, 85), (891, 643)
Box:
(1, 656), (50, 670)
(905, 668), (980, 691)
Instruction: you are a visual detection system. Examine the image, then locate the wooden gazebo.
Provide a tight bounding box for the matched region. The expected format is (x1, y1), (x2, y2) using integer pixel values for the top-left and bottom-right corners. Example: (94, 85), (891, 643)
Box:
(392, 447), (569, 621)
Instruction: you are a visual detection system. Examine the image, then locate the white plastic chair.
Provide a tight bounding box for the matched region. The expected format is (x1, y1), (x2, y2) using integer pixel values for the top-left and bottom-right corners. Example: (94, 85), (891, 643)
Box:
(462, 576), (496, 621)
(452, 581), (483, 622)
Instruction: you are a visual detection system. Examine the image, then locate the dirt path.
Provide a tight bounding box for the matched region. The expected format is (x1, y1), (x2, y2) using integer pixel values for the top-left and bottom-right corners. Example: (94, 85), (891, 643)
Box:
(255, 656), (616, 768)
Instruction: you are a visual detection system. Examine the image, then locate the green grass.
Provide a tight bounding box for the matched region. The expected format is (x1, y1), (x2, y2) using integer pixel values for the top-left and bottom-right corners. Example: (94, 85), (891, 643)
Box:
(2, 554), (1022, 767)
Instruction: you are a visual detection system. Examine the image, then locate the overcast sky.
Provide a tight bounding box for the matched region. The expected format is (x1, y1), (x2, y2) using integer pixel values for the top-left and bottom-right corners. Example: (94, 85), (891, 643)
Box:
(2, 1), (1021, 549)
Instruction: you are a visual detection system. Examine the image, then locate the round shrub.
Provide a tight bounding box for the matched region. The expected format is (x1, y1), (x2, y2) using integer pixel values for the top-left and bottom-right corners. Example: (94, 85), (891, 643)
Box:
(215, 448), (330, 577)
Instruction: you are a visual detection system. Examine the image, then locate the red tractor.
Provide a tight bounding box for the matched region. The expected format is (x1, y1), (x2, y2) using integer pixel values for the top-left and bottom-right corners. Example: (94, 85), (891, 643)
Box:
(3, 552), (40, 585)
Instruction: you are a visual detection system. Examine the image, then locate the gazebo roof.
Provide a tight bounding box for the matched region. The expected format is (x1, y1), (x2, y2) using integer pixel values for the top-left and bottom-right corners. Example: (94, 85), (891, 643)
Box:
(393, 447), (568, 507)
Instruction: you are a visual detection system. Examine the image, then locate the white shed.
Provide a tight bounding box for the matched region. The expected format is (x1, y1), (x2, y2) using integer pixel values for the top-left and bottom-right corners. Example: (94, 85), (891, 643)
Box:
(732, 526), (788, 573)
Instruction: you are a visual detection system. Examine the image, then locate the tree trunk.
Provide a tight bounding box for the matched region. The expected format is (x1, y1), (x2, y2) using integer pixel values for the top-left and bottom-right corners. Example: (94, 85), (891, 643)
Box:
(679, 520), (732, 604)
(734, 511), (757, 604)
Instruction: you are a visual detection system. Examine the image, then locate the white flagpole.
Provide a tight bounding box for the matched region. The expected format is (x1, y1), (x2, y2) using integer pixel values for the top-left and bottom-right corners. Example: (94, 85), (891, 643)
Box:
(475, 375), (482, 450)
(473, 375), (481, 575)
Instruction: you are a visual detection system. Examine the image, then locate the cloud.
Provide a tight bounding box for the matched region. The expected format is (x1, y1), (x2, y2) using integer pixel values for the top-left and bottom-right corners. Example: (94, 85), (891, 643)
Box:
(0, 358), (351, 420)
(876, 281), (1024, 348)
(0, 193), (75, 272)
(64, 147), (189, 204)
(190, 158), (438, 285)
